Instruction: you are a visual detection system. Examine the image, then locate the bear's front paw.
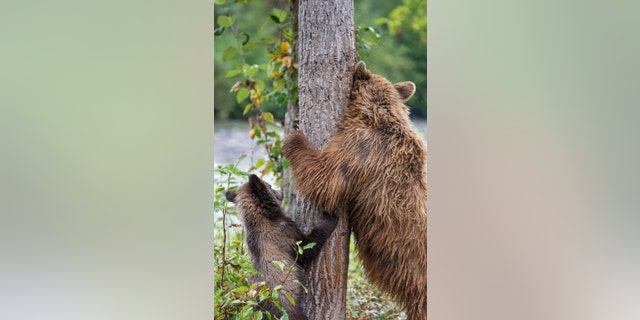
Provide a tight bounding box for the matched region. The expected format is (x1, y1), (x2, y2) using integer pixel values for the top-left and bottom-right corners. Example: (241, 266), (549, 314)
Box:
(282, 130), (308, 159)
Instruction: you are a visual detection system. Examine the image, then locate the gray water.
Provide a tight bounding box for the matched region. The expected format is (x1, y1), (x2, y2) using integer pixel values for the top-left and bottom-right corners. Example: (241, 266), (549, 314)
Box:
(214, 119), (427, 166)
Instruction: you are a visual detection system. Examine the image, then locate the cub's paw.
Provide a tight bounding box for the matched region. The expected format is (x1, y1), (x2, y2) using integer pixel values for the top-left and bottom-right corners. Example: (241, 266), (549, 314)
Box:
(320, 211), (339, 232)
(282, 130), (309, 159)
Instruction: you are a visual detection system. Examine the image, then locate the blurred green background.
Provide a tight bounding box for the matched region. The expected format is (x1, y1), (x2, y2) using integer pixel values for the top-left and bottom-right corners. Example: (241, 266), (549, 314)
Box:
(1, 1), (212, 319)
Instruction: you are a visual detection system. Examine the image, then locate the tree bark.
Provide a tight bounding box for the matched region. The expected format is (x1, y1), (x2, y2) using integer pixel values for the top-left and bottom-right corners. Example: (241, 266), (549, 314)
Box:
(283, 0), (356, 319)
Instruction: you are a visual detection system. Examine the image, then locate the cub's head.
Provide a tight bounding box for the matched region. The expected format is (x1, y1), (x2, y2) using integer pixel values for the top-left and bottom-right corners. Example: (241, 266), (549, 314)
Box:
(350, 61), (416, 127)
(225, 174), (284, 220)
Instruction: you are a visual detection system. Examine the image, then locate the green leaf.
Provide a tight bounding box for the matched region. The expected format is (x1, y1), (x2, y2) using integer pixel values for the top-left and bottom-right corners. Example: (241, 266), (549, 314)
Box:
(265, 130), (278, 138)
(270, 143), (281, 157)
(275, 92), (287, 104)
(254, 311), (263, 320)
(237, 88), (250, 103)
(226, 68), (242, 78)
(239, 32), (250, 45)
(241, 306), (253, 318)
(263, 112), (274, 123)
(254, 158), (265, 169)
(282, 28), (293, 40)
(214, 0), (227, 4)
(255, 80), (266, 92)
(222, 47), (237, 62)
(242, 41), (261, 53)
(293, 280), (308, 293)
(374, 17), (389, 26)
(230, 166), (249, 176)
(270, 9), (287, 24)
(303, 242), (316, 250)
(276, 79), (287, 92)
(366, 27), (381, 45)
(232, 286), (250, 295)
(242, 103), (253, 115)
(273, 261), (285, 271)
(247, 65), (260, 77)
(217, 15), (236, 28)
(263, 37), (279, 44)
(228, 299), (244, 306)
(284, 291), (296, 306)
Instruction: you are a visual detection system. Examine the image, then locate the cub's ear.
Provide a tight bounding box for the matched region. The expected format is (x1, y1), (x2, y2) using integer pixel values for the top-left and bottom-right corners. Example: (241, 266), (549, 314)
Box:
(354, 61), (371, 80)
(248, 174), (266, 190)
(395, 81), (416, 102)
(225, 190), (237, 203)
(248, 174), (263, 185)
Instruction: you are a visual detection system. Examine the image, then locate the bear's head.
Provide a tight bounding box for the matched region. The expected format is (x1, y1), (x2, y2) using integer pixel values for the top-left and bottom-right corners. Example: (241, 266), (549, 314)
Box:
(349, 61), (416, 128)
(225, 174), (284, 221)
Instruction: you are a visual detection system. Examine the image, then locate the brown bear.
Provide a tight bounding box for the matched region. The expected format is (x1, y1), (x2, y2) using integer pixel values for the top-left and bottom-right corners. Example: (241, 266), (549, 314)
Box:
(225, 174), (338, 320)
(281, 62), (427, 319)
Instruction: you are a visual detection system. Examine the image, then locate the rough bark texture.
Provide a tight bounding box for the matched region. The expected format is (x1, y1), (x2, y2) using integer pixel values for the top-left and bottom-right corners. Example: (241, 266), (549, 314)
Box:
(283, 0), (356, 319)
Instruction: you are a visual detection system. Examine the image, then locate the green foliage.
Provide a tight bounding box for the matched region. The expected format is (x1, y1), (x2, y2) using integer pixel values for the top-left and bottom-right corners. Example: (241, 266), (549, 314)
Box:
(215, 0), (295, 183)
(355, 24), (382, 58)
(375, 0), (427, 44)
(215, 0), (296, 123)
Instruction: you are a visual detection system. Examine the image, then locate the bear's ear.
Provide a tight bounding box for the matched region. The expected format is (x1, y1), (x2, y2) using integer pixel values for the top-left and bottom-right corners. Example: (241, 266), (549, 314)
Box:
(225, 190), (237, 203)
(354, 61), (371, 80)
(394, 81), (416, 102)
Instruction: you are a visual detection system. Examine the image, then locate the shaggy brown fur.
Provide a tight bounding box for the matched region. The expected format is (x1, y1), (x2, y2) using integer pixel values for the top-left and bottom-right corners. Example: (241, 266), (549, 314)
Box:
(282, 62), (427, 319)
(225, 174), (338, 320)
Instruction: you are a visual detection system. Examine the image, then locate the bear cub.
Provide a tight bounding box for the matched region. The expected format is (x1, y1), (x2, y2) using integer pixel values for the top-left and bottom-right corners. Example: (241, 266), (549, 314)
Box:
(225, 174), (338, 320)
(282, 62), (427, 319)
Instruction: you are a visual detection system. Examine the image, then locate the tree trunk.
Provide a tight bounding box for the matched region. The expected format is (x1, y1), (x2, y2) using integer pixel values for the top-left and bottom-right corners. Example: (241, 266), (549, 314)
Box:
(283, 0), (356, 319)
